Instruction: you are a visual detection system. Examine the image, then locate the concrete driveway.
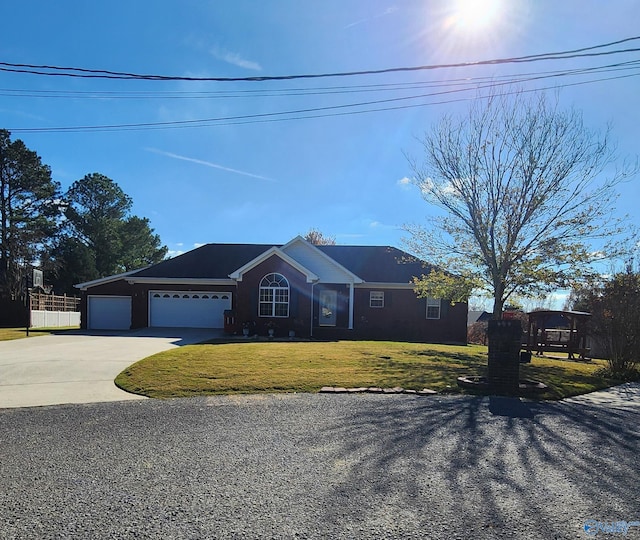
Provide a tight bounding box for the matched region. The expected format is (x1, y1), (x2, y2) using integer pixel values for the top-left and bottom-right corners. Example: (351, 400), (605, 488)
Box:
(0, 328), (221, 409)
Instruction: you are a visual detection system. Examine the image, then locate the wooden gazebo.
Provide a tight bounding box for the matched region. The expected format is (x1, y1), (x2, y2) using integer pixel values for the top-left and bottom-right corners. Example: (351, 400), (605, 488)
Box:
(525, 310), (591, 360)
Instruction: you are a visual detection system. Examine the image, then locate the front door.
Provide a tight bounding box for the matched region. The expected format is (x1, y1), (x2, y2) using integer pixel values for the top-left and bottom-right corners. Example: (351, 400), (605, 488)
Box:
(319, 290), (337, 326)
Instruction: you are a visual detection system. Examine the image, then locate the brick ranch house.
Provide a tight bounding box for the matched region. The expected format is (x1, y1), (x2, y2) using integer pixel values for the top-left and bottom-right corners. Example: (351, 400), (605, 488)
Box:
(76, 236), (467, 343)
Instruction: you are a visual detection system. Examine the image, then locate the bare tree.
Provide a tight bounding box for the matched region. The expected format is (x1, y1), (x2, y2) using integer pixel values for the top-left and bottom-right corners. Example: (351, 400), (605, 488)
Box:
(304, 228), (336, 246)
(405, 89), (635, 319)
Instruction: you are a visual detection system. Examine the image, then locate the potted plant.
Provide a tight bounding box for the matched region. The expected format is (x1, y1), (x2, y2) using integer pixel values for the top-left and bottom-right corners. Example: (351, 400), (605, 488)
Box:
(288, 317), (302, 338)
(266, 320), (277, 337)
(242, 321), (255, 337)
(288, 317), (305, 339)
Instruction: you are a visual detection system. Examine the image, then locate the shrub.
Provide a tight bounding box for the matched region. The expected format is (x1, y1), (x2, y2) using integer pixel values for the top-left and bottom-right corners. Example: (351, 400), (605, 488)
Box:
(468, 322), (488, 345)
(577, 272), (640, 378)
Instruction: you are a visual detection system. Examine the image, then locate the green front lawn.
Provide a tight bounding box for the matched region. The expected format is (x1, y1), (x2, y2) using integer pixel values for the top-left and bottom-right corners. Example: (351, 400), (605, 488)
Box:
(115, 340), (619, 400)
(0, 327), (79, 341)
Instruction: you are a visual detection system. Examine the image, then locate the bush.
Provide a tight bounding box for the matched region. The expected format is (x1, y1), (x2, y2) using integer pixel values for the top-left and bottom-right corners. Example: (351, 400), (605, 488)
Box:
(468, 322), (488, 345)
(577, 272), (640, 376)
(592, 366), (640, 382)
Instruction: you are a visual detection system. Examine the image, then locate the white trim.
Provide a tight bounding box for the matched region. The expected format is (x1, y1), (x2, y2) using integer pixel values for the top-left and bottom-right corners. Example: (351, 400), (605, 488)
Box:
(348, 283), (354, 329)
(258, 273), (290, 318)
(229, 246), (319, 283)
(282, 236), (364, 284)
(310, 282), (316, 337)
(149, 291), (232, 298)
(355, 282), (415, 290)
(427, 297), (441, 320)
(369, 291), (385, 308)
(75, 270), (141, 291)
(127, 277), (236, 286)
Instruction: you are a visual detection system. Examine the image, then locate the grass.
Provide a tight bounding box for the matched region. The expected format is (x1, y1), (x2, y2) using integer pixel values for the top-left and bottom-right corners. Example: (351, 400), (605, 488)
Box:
(115, 339), (622, 400)
(0, 326), (79, 341)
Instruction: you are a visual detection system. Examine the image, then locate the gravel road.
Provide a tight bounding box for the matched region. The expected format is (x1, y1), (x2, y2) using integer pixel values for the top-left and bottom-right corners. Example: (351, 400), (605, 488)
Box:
(0, 393), (638, 539)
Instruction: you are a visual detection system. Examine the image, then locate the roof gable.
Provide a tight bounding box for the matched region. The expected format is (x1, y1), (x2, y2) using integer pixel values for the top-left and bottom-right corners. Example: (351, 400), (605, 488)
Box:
(281, 237), (363, 284)
(229, 246), (319, 283)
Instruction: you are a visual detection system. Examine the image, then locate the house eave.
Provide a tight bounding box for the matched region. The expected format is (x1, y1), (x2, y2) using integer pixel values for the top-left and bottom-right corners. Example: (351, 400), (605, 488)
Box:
(354, 282), (416, 290)
(125, 277), (237, 286)
(75, 269), (143, 291)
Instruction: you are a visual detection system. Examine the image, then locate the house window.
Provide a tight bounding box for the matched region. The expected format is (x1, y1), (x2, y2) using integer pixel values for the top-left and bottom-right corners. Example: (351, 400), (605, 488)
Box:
(370, 291), (384, 308)
(259, 273), (289, 317)
(426, 297), (441, 319)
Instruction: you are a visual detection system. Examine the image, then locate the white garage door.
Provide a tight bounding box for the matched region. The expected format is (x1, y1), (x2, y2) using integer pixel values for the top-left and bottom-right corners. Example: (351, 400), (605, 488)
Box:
(88, 296), (132, 330)
(149, 291), (232, 328)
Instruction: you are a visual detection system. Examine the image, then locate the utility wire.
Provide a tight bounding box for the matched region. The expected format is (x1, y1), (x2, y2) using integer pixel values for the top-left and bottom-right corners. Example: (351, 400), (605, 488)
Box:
(2, 60), (639, 100)
(1, 36), (640, 82)
(9, 69), (639, 134)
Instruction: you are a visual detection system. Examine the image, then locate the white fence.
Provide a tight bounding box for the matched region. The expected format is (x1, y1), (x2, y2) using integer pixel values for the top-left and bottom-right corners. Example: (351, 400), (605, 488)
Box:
(30, 310), (81, 328)
(28, 293), (81, 328)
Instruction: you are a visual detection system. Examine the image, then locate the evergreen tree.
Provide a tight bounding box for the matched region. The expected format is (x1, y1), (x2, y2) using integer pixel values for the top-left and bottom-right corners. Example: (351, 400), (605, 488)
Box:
(0, 130), (61, 299)
(48, 173), (167, 293)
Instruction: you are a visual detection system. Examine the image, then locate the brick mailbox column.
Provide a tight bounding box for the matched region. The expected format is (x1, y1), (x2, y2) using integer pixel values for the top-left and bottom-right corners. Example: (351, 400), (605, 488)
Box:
(487, 319), (522, 395)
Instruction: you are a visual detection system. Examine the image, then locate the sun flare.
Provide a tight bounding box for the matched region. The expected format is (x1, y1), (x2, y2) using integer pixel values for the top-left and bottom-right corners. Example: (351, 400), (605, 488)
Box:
(451, 0), (502, 31)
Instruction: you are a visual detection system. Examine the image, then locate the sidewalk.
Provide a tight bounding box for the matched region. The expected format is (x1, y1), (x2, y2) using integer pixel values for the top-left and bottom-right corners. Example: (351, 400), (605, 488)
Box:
(562, 382), (640, 409)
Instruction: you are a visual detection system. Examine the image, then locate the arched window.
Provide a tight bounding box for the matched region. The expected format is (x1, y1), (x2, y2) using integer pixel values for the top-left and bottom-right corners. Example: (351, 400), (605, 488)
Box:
(259, 273), (289, 317)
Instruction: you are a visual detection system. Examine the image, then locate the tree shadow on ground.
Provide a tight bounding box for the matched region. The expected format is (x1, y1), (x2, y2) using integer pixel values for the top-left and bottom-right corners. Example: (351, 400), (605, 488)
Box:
(307, 395), (639, 539)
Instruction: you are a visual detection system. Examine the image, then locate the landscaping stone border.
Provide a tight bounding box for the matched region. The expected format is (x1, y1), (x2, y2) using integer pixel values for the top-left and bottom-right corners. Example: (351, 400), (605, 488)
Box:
(319, 386), (437, 396)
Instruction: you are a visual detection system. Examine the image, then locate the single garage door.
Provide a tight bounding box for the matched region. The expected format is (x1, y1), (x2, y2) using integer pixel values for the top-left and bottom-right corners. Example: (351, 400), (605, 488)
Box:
(149, 291), (232, 328)
(88, 296), (132, 330)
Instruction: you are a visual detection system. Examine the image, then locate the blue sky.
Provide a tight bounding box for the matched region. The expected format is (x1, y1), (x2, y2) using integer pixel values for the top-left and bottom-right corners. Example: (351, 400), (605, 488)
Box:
(1, 0), (639, 275)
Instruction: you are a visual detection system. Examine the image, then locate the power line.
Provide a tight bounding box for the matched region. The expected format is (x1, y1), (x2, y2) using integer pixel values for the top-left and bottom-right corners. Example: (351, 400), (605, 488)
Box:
(1, 36), (640, 82)
(9, 69), (639, 134)
(2, 60), (639, 101)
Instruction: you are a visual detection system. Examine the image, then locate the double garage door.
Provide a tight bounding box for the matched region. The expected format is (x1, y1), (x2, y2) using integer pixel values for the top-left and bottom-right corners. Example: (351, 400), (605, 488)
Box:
(149, 291), (232, 329)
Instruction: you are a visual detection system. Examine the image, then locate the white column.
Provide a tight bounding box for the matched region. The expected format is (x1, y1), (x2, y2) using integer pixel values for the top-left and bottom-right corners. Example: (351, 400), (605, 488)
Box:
(348, 282), (354, 329)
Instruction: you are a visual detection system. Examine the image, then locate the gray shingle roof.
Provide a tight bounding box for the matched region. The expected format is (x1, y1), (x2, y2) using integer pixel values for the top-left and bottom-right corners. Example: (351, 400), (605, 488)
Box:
(132, 244), (272, 279)
(130, 243), (432, 283)
(316, 245), (432, 283)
